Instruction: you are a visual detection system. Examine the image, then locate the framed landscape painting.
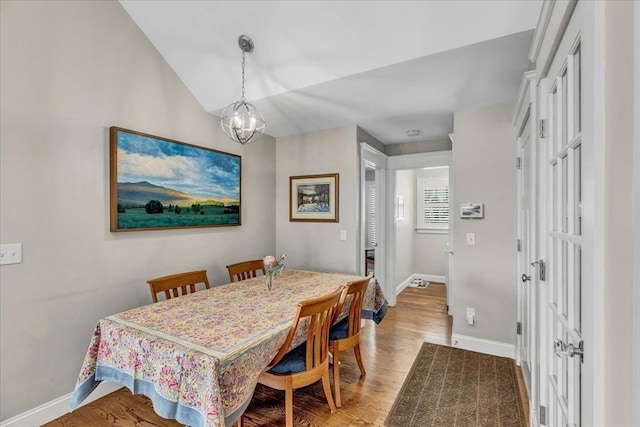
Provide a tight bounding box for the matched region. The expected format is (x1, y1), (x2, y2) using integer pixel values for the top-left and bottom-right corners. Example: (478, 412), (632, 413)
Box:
(110, 127), (241, 231)
(460, 203), (484, 219)
(289, 173), (339, 222)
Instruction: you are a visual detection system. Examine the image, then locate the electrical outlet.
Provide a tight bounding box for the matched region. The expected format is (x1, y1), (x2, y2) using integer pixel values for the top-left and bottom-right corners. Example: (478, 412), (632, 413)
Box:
(0, 243), (22, 265)
(466, 307), (475, 325)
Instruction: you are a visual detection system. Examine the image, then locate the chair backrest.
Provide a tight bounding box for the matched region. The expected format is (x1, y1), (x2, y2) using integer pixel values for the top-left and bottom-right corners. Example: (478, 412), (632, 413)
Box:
(146, 270), (210, 303)
(226, 259), (266, 283)
(268, 286), (344, 371)
(335, 276), (371, 338)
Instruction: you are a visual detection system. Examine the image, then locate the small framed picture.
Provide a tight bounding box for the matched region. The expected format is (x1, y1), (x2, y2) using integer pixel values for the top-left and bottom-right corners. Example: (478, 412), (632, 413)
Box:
(289, 173), (339, 222)
(460, 203), (484, 219)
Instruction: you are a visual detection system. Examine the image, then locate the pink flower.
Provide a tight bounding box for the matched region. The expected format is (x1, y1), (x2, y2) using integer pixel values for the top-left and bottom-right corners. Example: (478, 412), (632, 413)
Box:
(263, 255), (276, 266)
(98, 341), (112, 357)
(128, 350), (141, 369)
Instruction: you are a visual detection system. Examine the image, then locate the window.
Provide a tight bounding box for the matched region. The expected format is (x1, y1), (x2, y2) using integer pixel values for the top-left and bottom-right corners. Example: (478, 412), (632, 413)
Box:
(416, 177), (449, 232)
(396, 195), (405, 220)
(367, 182), (376, 246)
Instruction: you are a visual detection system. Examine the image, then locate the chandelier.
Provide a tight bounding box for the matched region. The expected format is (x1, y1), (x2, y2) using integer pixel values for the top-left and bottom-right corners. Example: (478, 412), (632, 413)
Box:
(220, 35), (266, 145)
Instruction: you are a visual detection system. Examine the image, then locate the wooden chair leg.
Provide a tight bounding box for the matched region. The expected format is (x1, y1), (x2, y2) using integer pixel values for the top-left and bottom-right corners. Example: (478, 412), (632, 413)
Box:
(321, 371), (338, 413)
(285, 385), (294, 427)
(333, 348), (342, 407)
(354, 344), (366, 377)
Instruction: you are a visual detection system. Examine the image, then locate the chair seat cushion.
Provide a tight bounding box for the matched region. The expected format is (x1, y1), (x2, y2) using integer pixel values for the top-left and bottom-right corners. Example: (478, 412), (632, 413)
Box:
(329, 316), (349, 340)
(268, 342), (307, 374)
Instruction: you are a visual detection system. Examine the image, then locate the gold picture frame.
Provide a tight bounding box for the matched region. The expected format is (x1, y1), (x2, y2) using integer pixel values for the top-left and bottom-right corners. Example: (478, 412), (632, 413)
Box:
(289, 173), (339, 222)
(110, 127), (241, 232)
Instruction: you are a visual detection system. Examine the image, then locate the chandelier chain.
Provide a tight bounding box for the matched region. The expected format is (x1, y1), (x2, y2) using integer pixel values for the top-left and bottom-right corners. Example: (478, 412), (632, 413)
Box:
(241, 50), (246, 101)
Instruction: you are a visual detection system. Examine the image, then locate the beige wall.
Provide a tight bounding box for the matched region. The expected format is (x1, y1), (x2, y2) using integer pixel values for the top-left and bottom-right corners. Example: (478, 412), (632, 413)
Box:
(0, 1), (276, 420)
(275, 126), (358, 274)
(394, 169), (415, 284)
(386, 138), (452, 156)
(603, 1), (635, 425)
(451, 104), (516, 344)
(357, 127), (386, 154)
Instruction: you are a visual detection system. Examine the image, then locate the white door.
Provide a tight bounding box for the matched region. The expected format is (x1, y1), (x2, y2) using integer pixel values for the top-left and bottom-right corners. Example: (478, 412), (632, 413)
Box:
(517, 114), (536, 401)
(541, 3), (585, 425)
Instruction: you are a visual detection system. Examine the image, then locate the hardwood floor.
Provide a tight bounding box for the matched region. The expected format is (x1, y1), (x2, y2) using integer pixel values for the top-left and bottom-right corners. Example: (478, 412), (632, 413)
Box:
(46, 284), (527, 426)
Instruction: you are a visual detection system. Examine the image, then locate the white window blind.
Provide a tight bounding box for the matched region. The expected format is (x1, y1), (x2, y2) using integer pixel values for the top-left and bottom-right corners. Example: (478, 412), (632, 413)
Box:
(367, 183), (376, 246)
(396, 195), (405, 220)
(417, 178), (449, 231)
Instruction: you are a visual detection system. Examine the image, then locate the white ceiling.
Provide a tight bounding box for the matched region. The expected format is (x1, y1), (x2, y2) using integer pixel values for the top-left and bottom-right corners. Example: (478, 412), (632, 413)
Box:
(120, 1), (541, 144)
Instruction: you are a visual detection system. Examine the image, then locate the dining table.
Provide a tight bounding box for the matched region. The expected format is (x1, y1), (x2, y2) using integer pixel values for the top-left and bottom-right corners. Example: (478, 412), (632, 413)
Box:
(69, 269), (387, 427)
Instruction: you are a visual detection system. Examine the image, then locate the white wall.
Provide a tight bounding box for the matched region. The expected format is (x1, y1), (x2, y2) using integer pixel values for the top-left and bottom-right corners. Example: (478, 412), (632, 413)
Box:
(394, 170), (415, 284)
(451, 104), (516, 345)
(275, 126), (358, 274)
(413, 168), (449, 277)
(603, 1), (635, 425)
(0, 1), (276, 420)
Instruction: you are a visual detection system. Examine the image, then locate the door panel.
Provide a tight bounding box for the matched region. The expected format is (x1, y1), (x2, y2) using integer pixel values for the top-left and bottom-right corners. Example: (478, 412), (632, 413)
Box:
(518, 114), (535, 396)
(542, 4), (584, 425)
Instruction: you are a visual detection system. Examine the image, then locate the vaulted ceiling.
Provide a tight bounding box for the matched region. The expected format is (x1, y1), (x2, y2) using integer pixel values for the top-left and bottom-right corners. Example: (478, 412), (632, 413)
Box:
(120, 1), (541, 144)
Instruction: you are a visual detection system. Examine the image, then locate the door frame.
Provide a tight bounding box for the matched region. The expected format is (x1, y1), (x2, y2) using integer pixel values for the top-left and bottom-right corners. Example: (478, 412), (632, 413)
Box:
(359, 143), (387, 283)
(385, 150), (452, 307)
(633, 2), (640, 425)
(514, 69), (538, 422)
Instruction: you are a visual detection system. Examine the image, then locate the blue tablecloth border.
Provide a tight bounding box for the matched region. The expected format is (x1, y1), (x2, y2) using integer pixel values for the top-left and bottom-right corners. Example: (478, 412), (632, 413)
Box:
(70, 365), (204, 427)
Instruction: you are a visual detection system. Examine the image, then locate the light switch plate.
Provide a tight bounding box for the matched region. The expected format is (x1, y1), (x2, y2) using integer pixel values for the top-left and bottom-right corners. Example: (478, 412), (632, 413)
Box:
(466, 233), (476, 245)
(340, 230), (347, 241)
(0, 243), (23, 265)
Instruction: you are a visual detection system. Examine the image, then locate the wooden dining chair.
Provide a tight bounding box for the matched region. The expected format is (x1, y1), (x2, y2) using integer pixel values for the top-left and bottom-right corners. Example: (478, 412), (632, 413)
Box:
(242, 286), (343, 427)
(329, 275), (371, 407)
(146, 270), (210, 303)
(226, 259), (266, 283)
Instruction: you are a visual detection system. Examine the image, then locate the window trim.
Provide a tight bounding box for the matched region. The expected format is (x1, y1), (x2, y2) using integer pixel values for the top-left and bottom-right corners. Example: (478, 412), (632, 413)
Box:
(416, 176), (450, 232)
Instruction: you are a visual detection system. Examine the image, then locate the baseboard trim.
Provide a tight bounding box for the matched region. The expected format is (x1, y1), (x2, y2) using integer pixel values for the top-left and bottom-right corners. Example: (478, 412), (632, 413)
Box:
(414, 274), (446, 284)
(451, 334), (516, 359)
(396, 275), (413, 294)
(0, 382), (123, 427)
(396, 273), (446, 295)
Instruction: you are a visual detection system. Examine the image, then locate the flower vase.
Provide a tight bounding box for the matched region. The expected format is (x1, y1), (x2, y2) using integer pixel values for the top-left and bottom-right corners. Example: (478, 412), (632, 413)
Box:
(266, 275), (273, 291)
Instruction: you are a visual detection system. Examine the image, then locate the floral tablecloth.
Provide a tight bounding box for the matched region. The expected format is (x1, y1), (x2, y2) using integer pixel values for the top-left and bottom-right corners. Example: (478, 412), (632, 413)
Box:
(70, 269), (386, 427)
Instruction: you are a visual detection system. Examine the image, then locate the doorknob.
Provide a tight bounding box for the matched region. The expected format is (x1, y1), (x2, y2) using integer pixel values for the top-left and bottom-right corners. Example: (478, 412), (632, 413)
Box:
(521, 274), (531, 282)
(554, 339), (584, 362)
(567, 341), (584, 361)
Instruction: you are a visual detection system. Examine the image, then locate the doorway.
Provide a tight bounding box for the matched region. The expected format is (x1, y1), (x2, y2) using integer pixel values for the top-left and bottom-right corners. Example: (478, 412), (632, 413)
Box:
(385, 150), (452, 307)
(394, 166), (450, 294)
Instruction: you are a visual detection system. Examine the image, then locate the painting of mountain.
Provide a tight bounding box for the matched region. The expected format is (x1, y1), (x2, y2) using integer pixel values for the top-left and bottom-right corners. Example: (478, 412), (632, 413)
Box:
(117, 181), (193, 206)
(110, 127), (241, 231)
